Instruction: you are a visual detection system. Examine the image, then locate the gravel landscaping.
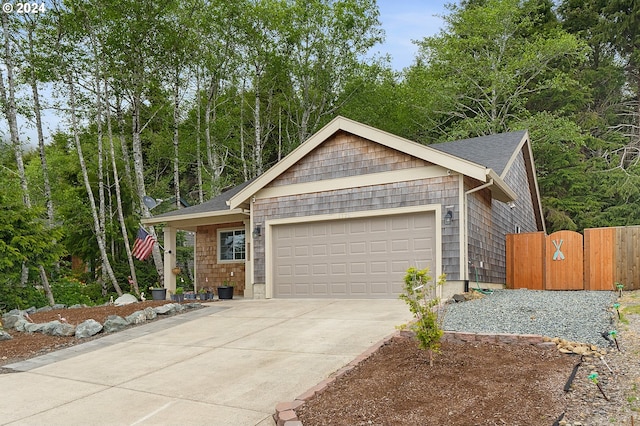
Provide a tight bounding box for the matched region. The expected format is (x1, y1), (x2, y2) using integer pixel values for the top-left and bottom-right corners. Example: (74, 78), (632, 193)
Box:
(443, 289), (617, 346)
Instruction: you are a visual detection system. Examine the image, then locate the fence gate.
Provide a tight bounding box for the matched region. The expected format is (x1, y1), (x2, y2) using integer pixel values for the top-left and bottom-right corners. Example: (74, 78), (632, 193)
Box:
(507, 230), (583, 290)
(545, 231), (583, 290)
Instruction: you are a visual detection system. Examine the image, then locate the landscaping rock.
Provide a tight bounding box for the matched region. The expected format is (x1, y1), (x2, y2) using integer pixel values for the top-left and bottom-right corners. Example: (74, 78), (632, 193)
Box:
(154, 304), (177, 315)
(25, 306), (36, 314)
(23, 322), (46, 333)
(125, 310), (147, 325)
(0, 330), (12, 341)
(2, 314), (25, 329)
(13, 318), (29, 332)
(143, 307), (157, 320)
(50, 322), (76, 337)
(36, 306), (52, 313)
(103, 315), (129, 333)
(114, 294), (138, 306)
(453, 294), (466, 303)
(75, 319), (103, 338)
(69, 304), (88, 309)
(52, 304), (67, 310)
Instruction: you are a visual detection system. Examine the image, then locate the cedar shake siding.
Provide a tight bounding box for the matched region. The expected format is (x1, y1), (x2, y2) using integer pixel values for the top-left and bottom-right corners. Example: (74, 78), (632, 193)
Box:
(270, 131), (430, 186)
(466, 149), (538, 283)
(196, 223), (246, 295)
(252, 132), (461, 284)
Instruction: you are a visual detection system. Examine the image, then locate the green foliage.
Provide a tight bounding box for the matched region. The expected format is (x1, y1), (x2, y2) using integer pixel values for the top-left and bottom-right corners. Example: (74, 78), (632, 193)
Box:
(0, 279), (48, 311)
(51, 277), (94, 306)
(398, 267), (446, 365)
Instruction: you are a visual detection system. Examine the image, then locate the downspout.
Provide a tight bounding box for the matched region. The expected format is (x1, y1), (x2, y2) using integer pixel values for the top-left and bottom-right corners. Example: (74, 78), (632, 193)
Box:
(463, 179), (494, 284)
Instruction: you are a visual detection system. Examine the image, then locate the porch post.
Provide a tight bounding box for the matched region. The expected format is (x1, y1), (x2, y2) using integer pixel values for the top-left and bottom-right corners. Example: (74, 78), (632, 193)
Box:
(164, 226), (177, 298)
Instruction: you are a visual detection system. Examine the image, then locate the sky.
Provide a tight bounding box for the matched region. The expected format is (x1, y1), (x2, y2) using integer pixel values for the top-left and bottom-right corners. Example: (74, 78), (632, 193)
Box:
(14, 1), (448, 149)
(375, 0), (447, 70)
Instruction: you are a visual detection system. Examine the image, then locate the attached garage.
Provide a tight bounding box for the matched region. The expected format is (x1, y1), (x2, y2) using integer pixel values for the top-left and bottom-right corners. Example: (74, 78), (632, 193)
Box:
(269, 208), (437, 298)
(148, 116), (544, 300)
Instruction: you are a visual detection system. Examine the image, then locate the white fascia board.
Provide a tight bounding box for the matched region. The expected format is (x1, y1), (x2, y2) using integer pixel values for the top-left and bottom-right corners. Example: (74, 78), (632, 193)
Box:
(142, 208), (248, 226)
(229, 116), (488, 209)
(487, 169), (517, 203)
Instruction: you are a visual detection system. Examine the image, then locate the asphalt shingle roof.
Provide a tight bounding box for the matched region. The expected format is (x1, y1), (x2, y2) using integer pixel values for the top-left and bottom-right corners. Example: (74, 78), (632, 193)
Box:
(429, 131), (527, 176)
(151, 179), (255, 219)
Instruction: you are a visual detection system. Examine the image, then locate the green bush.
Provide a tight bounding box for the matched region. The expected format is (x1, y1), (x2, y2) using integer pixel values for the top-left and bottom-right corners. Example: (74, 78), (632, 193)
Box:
(51, 277), (94, 306)
(0, 279), (48, 311)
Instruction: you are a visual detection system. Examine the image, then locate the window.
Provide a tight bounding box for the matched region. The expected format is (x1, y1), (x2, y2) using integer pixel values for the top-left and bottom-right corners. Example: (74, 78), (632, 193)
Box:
(219, 229), (246, 262)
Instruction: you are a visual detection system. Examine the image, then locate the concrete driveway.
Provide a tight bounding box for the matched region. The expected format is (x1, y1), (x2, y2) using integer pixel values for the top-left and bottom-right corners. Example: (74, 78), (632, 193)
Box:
(0, 299), (411, 425)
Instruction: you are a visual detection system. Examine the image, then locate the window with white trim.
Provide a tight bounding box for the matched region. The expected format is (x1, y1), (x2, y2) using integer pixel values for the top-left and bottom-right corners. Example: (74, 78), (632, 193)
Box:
(218, 229), (246, 262)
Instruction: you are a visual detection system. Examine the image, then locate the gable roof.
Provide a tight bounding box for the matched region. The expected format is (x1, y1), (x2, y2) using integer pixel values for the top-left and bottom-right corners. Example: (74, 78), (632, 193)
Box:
(430, 131), (528, 178)
(228, 116), (518, 209)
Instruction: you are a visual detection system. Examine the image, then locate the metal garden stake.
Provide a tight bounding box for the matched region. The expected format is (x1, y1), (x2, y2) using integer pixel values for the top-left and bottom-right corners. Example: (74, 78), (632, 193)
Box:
(613, 303), (621, 319)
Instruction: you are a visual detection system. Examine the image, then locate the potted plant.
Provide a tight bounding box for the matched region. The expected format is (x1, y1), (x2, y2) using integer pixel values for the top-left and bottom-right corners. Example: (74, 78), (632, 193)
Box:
(185, 290), (197, 300)
(172, 287), (184, 302)
(149, 286), (167, 301)
(217, 281), (234, 300)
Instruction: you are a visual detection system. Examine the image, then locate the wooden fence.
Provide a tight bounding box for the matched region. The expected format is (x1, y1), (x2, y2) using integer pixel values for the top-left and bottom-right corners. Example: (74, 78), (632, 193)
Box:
(506, 226), (640, 291)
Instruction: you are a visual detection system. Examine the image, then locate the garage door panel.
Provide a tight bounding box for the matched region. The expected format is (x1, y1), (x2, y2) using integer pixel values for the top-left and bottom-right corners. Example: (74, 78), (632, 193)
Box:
(273, 211), (436, 298)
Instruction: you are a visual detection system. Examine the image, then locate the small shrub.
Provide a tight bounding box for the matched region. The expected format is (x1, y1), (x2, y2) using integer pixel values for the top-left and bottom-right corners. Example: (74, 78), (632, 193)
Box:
(398, 267), (446, 366)
(51, 277), (94, 306)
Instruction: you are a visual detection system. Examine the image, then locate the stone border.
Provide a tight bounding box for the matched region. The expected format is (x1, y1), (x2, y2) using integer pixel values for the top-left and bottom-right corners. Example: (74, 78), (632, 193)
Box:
(272, 330), (555, 426)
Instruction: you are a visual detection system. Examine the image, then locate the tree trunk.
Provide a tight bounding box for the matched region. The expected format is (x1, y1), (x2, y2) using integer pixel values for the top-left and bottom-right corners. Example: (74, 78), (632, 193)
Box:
(105, 81), (140, 296)
(131, 94), (164, 284)
(28, 31), (56, 304)
(254, 87), (263, 176)
(195, 72), (204, 204)
(173, 69), (181, 209)
(67, 74), (123, 296)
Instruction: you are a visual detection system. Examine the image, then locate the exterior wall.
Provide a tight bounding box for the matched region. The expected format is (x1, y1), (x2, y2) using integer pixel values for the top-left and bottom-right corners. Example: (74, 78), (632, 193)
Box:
(252, 133), (461, 285)
(466, 149), (538, 284)
(269, 131), (429, 186)
(195, 223), (246, 295)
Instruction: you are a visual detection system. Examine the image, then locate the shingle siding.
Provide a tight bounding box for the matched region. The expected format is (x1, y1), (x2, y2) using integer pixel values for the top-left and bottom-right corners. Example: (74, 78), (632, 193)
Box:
(269, 131), (432, 187)
(466, 150), (538, 283)
(252, 133), (461, 284)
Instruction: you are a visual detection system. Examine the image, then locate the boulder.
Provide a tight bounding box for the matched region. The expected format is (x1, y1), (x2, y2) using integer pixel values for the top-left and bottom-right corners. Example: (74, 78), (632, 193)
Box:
(453, 294), (466, 303)
(52, 304), (67, 310)
(0, 330), (12, 341)
(125, 310), (147, 325)
(50, 322), (76, 337)
(75, 319), (103, 338)
(2, 314), (25, 329)
(154, 304), (177, 315)
(143, 307), (157, 320)
(103, 315), (129, 333)
(24, 322), (46, 333)
(36, 306), (52, 313)
(25, 306), (36, 314)
(69, 304), (87, 309)
(13, 318), (30, 332)
(114, 293), (138, 306)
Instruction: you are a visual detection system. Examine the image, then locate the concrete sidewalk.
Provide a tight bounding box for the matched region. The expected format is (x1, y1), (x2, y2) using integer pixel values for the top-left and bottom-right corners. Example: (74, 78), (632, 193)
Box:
(1, 299), (411, 425)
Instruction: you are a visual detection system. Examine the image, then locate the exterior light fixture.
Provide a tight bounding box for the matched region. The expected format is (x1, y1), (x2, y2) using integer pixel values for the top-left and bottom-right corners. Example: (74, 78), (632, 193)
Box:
(444, 210), (453, 225)
(252, 224), (262, 238)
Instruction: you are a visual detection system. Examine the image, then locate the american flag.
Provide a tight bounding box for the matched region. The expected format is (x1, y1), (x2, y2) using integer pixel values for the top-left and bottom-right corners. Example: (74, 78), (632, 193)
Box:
(132, 227), (155, 261)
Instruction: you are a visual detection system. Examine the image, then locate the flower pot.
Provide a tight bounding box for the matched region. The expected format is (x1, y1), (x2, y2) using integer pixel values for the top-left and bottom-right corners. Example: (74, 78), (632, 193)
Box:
(171, 294), (184, 302)
(217, 286), (234, 300)
(150, 288), (167, 300)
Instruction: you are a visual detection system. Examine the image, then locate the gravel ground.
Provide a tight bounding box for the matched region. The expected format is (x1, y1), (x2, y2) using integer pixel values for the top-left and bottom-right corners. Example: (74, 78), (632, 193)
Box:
(443, 289), (618, 346)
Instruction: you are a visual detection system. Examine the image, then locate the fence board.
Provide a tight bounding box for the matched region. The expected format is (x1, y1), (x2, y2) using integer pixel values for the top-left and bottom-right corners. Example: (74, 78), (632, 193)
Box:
(545, 231), (583, 290)
(615, 227), (640, 290)
(506, 232), (545, 290)
(584, 228), (615, 290)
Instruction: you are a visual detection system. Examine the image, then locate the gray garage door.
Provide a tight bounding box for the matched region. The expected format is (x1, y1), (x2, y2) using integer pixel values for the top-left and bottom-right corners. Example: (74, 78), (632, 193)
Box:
(272, 212), (436, 298)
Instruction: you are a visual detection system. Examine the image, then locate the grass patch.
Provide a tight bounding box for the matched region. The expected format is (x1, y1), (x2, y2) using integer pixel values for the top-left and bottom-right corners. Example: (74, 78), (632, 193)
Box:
(622, 305), (640, 316)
